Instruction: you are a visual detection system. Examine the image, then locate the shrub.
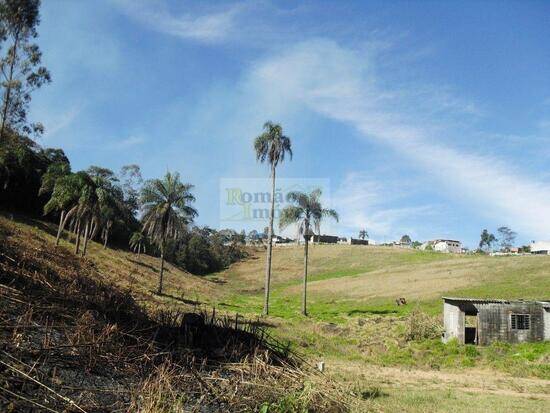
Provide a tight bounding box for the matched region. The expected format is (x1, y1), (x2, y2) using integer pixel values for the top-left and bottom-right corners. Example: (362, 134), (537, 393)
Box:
(404, 308), (442, 341)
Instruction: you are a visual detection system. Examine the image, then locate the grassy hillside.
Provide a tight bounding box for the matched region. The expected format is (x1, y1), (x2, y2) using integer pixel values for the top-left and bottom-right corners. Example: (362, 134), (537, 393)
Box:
(204, 243), (550, 412)
(2, 214), (549, 412)
(209, 243), (550, 320)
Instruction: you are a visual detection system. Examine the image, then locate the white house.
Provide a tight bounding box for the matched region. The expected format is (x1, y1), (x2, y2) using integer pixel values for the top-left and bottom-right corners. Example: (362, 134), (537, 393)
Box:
(530, 241), (550, 255)
(422, 239), (462, 253)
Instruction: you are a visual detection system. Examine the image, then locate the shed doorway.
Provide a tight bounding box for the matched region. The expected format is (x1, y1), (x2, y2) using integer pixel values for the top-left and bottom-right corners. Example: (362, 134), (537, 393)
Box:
(464, 313), (479, 344)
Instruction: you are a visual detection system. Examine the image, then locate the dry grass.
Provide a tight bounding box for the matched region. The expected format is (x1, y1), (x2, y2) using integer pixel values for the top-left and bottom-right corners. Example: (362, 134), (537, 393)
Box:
(0, 215), (349, 412)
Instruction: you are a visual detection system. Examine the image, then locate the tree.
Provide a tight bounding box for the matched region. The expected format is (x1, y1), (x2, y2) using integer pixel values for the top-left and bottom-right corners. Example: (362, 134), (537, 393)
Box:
(479, 229), (497, 253)
(497, 226), (516, 252)
(43, 171), (91, 247)
(400, 234), (412, 245)
(358, 229), (368, 240)
(129, 231), (147, 259)
(0, 0), (51, 141)
(248, 229), (259, 243)
(140, 171), (197, 295)
(279, 189), (338, 316)
(119, 164), (142, 216)
(253, 121), (292, 315)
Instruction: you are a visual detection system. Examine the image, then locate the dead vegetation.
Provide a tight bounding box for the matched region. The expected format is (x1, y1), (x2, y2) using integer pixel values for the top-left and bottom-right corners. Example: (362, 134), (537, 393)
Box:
(0, 219), (349, 412)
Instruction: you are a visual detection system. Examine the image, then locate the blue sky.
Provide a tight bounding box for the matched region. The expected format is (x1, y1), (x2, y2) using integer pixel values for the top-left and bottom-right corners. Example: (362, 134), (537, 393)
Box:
(30, 0), (550, 248)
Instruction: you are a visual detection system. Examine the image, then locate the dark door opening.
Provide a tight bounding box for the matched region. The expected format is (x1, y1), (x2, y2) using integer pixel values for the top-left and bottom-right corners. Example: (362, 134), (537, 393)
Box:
(465, 327), (477, 344)
(464, 313), (479, 344)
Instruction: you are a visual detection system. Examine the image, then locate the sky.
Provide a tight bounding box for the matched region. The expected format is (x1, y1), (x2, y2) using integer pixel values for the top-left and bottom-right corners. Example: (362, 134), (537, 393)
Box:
(29, 0), (550, 248)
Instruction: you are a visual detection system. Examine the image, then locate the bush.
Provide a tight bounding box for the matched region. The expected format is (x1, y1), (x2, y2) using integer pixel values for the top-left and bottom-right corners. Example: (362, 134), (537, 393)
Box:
(404, 308), (442, 341)
(174, 227), (248, 275)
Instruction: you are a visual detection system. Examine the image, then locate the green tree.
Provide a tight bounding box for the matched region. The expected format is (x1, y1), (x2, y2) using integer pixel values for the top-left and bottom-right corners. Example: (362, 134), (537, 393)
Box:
(280, 189), (338, 316)
(358, 229), (368, 240)
(140, 171), (197, 295)
(253, 121), (292, 315)
(479, 229), (497, 253)
(129, 231), (147, 259)
(400, 234), (412, 245)
(44, 171), (91, 247)
(0, 0), (51, 141)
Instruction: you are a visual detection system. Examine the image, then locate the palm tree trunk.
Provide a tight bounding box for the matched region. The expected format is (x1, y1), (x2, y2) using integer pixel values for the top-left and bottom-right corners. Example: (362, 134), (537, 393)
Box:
(158, 241), (165, 295)
(58, 207), (76, 246)
(74, 220), (81, 254)
(263, 164), (276, 315)
(103, 227), (109, 249)
(82, 220), (90, 257)
(302, 235), (309, 316)
(55, 210), (65, 246)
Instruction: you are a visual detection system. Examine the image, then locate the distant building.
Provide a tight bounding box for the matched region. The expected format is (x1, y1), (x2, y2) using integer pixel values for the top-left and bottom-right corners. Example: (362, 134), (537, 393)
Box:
(312, 234), (339, 244)
(272, 235), (293, 244)
(422, 239), (462, 253)
(348, 238), (369, 246)
(443, 297), (550, 345)
(530, 241), (550, 255)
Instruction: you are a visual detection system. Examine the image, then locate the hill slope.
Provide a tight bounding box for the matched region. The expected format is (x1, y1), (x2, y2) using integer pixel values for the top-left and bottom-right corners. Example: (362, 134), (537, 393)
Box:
(0, 215), (342, 412)
(2, 214), (549, 412)
(208, 243), (550, 319)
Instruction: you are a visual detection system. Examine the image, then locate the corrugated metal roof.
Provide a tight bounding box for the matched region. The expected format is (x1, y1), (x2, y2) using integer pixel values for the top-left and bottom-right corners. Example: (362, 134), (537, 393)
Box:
(442, 297), (550, 305)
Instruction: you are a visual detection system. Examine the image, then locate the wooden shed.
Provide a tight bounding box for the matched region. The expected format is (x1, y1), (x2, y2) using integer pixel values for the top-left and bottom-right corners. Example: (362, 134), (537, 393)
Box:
(442, 297), (550, 345)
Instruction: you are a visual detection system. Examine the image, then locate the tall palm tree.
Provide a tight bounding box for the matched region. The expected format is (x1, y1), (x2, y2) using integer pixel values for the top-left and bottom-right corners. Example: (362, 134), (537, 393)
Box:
(141, 171), (197, 295)
(129, 231), (147, 259)
(280, 189), (338, 316)
(358, 229), (368, 240)
(254, 121), (292, 315)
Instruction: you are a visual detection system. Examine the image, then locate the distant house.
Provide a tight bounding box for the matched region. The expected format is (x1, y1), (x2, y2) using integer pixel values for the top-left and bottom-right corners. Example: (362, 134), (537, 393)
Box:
(422, 239), (462, 253)
(272, 235), (293, 244)
(312, 234), (339, 244)
(443, 297), (550, 345)
(530, 241), (550, 255)
(348, 238), (369, 246)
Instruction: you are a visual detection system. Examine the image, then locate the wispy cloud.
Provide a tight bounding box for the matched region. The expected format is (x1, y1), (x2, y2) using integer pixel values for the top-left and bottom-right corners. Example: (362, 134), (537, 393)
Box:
(246, 39), (550, 239)
(108, 135), (145, 149)
(35, 104), (83, 145)
(333, 172), (437, 241)
(112, 0), (241, 43)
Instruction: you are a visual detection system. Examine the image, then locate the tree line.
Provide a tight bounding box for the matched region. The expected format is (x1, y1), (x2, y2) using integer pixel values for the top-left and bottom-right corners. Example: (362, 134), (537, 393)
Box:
(0, 1), (248, 295)
(0, 1), (341, 316)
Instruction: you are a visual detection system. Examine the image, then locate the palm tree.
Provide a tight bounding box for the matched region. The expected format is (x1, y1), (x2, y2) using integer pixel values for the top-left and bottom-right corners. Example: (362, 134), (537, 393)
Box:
(44, 171), (89, 246)
(129, 231), (147, 259)
(280, 189), (338, 316)
(253, 121), (292, 315)
(141, 171), (197, 295)
(358, 229), (368, 240)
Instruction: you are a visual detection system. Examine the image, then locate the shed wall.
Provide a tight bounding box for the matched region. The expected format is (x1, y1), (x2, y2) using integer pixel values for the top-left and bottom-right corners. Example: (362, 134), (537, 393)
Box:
(544, 308), (550, 341)
(443, 302), (464, 343)
(477, 303), (545, 345)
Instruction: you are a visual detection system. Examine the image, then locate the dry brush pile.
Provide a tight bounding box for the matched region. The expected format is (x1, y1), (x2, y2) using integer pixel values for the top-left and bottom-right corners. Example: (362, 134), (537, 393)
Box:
(0, 219), (348, 412)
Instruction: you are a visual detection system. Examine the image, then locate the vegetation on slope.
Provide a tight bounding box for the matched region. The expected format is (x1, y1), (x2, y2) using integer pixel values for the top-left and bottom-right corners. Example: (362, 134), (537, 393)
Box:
(0, 216), (349, 412)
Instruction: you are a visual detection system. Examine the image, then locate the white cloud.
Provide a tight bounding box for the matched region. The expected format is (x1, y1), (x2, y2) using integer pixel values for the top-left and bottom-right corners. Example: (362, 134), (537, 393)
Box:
(109, 135), (145, 149)
(35, 104), (83, 145)
(333, 172), (436, 241)
(112, 0), (241, 43)
(246, 39), (550, 239)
